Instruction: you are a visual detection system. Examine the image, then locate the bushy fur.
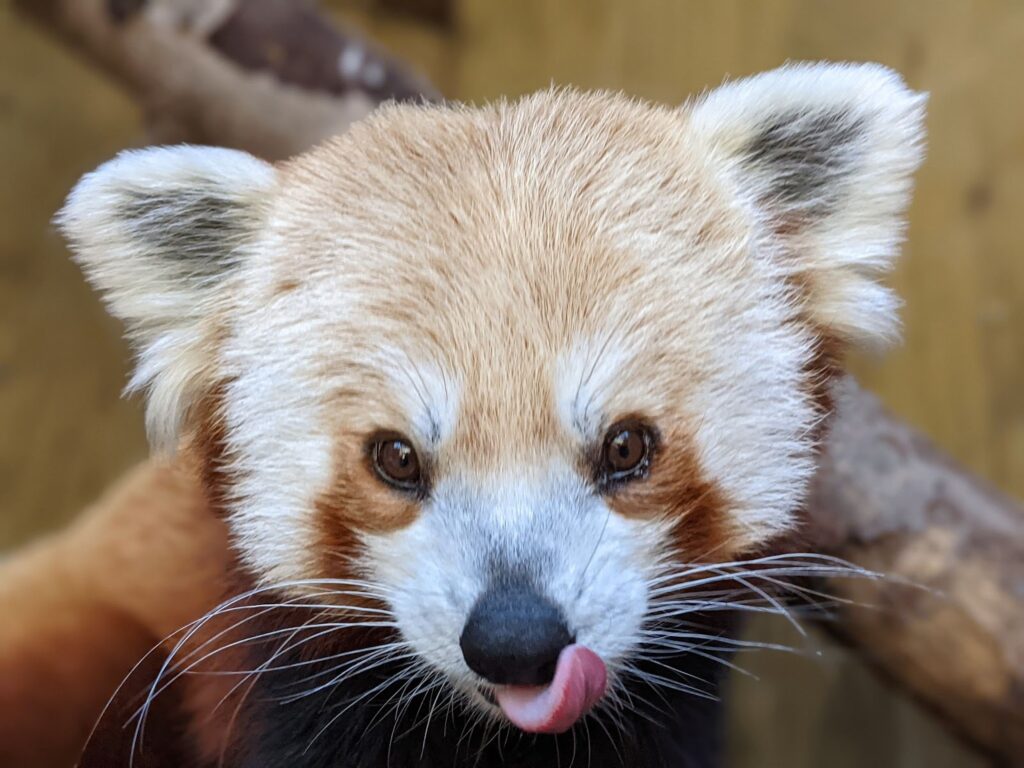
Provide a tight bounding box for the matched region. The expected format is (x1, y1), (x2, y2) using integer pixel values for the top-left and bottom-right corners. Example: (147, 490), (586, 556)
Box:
(39, 62), (927, 766)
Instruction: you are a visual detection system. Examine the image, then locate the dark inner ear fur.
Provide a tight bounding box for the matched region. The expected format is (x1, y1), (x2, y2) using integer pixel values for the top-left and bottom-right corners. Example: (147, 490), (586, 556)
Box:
(118, 190), (259, 276)
(744, 109), (866, 222)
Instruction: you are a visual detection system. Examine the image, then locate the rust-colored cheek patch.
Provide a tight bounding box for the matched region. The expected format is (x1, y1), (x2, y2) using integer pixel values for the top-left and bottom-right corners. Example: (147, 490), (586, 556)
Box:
(804, 324), (844, 443)
(605, 434), (738, 563)
(186, 383), (234, 518)
(786, 271), (847, 442)
(314, 437), (422, 574)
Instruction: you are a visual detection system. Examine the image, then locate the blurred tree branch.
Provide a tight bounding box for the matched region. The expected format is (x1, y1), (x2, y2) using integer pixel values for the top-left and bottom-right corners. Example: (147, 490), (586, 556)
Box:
(14, 0), (1024, 762)
(14, 0), (438, 159)
(807, 378), (1024, 762)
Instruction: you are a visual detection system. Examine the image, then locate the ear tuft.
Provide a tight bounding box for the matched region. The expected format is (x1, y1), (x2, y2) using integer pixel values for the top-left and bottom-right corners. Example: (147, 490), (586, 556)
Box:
(690, 62), (927, 345)
(57, 145), (275, 449)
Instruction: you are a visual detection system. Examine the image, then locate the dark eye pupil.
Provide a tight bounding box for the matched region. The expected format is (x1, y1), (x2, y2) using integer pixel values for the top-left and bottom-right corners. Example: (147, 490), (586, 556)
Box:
(606, 427), (648, 476)
(375, 438), (421, 487)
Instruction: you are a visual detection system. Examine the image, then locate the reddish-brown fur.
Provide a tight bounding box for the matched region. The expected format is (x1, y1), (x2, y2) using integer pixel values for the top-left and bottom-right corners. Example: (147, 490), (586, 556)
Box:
(9, 65), (925, 766)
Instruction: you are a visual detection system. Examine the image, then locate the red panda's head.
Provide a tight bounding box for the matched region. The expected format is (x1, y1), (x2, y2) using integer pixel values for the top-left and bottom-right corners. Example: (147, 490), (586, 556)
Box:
(59, 64), (924, 733)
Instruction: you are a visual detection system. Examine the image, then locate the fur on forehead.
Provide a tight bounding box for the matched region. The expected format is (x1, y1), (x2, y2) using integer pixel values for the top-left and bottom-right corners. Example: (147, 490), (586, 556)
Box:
(58, 62), (925, 479)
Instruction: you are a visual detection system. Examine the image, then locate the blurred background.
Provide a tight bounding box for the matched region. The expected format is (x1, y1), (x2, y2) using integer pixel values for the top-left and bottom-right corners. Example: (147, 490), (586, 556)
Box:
(2, 1), (1021, 766)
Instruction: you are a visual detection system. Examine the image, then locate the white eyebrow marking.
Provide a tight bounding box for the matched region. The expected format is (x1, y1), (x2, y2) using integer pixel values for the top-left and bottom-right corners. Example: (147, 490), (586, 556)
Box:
(555, 334), (629, 443)
(374, 345), (460, 449)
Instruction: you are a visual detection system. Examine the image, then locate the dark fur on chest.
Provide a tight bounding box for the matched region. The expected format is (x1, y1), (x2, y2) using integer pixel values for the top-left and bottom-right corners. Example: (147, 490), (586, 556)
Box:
(85, 600), (734, 768)
(225, 611), (735, 768)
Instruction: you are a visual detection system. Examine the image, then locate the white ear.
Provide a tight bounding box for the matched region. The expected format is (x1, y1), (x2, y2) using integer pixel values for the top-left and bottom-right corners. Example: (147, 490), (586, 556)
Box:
(56, 145), (276, 449)
(690, 62), (927, 344)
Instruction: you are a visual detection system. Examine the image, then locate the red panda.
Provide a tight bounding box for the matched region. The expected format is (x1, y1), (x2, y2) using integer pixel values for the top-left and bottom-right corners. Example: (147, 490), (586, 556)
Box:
(56, 62), (925, 767)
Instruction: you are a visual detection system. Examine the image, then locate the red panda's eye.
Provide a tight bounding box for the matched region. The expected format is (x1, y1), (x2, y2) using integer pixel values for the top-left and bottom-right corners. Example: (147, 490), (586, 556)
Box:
(372, 437), (422, 491)
(600, 423), (653, 486)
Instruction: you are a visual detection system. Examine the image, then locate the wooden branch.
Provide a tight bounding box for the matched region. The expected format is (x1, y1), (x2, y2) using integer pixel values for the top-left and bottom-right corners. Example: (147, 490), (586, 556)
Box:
(15, 0), (1024, 762)
(806, 378), (1024, 761)
(14, 0), (439, 160)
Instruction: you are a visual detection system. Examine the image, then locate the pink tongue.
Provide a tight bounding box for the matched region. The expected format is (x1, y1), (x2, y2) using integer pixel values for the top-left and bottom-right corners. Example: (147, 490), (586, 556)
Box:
(494, 645), (607, 734)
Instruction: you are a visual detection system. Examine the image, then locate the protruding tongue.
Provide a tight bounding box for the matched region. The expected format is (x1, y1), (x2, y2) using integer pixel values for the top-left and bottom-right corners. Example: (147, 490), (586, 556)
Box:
(494, 645), (607, 734)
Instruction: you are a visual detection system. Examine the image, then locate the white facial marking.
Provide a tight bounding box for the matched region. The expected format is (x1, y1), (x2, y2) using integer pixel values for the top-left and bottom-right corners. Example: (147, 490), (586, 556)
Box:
(363, 465), (668, 710)
(223, 330), (337, 586)
(372, 346), (461, 449)
(555, 335), (632, 444)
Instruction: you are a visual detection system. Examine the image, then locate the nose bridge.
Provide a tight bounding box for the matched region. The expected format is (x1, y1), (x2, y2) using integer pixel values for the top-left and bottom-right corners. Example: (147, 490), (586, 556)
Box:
(449, 336), (570, 474)
(471, 475), (573, 582)
(430, 468), (592, 611)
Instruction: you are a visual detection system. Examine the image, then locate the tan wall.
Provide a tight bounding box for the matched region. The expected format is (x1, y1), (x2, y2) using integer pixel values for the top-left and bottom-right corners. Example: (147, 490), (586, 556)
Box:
(3, 1), (1019, 766)
(0, 5), (145, 546)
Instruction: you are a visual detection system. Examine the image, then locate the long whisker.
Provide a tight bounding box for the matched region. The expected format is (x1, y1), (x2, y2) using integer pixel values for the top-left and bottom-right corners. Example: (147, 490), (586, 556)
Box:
(127, 578), (395, 764)
(131, 618), (399, 727)
(276, 647), (421, 705)
(611, 551), (907, 717)
(214, 614), (340, 768)
(302, 658), (431, 753)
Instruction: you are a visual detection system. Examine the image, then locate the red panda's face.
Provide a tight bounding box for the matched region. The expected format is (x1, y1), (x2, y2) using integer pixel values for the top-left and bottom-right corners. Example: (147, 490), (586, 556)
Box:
(59, 64), (924, 732)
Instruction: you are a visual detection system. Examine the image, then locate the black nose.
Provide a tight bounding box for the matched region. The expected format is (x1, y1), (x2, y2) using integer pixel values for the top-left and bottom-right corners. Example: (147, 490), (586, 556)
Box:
(460, 586), (573, 686)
